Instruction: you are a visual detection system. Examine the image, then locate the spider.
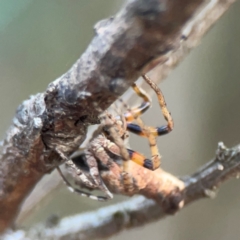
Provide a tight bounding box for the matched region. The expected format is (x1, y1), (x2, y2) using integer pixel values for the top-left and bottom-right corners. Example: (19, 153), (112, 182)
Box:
(56, 74), (173, 201)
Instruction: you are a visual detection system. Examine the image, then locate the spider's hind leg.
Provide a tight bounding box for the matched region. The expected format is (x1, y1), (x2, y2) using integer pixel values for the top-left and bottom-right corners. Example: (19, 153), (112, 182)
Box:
(123, 75), (174, 170)
(142, 74), (174, 132)
(124, 82), (152, 123)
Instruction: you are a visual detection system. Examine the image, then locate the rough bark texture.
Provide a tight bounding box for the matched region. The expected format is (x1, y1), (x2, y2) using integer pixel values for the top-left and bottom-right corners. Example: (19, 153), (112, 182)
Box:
(0, 0), (236, 234)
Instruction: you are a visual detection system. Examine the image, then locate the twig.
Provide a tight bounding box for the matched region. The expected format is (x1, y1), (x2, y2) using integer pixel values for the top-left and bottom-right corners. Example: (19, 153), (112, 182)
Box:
(3, 142), (240, 240)
(146, 0), (236, 86)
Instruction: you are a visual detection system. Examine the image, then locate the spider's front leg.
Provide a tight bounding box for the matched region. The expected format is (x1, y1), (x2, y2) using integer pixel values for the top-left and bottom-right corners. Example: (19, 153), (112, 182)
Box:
(55, 147), (109, 201)
(83, 136), (115, 200)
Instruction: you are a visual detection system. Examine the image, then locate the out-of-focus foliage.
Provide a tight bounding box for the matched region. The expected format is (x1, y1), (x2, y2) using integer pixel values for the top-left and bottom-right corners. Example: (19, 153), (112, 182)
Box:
(0, 0), (33, 32)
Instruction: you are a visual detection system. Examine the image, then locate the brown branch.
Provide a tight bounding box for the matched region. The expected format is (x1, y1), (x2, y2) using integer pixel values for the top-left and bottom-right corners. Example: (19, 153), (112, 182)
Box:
(11, 0), (236, 229)
(3, 142), (240, 240)
(1, 0), (216, 232)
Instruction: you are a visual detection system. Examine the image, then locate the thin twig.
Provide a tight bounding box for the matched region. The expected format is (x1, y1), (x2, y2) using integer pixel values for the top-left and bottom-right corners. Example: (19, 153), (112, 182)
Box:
(3, 143), (240, 240)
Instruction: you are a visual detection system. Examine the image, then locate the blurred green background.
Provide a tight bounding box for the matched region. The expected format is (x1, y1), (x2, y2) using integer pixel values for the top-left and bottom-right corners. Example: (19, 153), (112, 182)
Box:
(1, 1), (240, 239)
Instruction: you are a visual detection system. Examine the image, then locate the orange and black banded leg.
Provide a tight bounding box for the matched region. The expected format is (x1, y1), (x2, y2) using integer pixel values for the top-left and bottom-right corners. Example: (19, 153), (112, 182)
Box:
(124, 75), (173, 170)
(142, 74), (174, 168)
(142, 74), (174, 132)
(127, 149), (156, 171)
(124, 82), (151, 123)
(126, 123), (172, 170)
(116, 83), (152, 186)
(114, 83), (151, 171)
(108, 83), (151, 175)
(118, 82), (160, 170)
(124, 128), (161, 170)
(127, 123), (170, 137)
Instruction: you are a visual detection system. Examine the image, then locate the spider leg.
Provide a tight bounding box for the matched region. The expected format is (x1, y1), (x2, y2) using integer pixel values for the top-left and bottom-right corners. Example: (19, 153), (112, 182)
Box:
(122, 75), (173, 170)
(127, 123), (170, 137)
(96, 132), (156, 172)
(120, 82), (160, 170)
(125, 148), (156, 170)
(142, 74), (174, 132)
(85, 148), (113, 199)
(65, 158), (97, 189)
(101, 114), (136, 192)
(56, 166), (107, 201)
(55, 148), (109, 201)
(124, 82), (151, 122)
(110, 83), (151, 179)
(126, 121), (172, 170)
(143, 74), (174, 168)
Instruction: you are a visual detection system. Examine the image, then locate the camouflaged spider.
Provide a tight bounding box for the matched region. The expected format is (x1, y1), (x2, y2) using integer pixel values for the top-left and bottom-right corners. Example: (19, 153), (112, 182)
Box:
(57, 74), (173, 201)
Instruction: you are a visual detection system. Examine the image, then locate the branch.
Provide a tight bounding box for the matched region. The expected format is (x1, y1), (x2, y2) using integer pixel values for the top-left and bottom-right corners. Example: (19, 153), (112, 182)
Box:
(0, 0), (236, 233)
(13, 0), (236, 228)
(0, 0), (203, 231)
(3, 143), (240, 240)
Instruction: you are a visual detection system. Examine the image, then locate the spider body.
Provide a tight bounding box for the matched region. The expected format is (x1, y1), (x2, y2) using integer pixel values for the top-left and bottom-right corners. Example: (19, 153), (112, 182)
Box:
(57, 74), (173, 201)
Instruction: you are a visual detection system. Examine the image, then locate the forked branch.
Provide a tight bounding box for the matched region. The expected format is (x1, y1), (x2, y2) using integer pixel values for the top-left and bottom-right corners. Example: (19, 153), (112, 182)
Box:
(0, 0), (236, 235)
